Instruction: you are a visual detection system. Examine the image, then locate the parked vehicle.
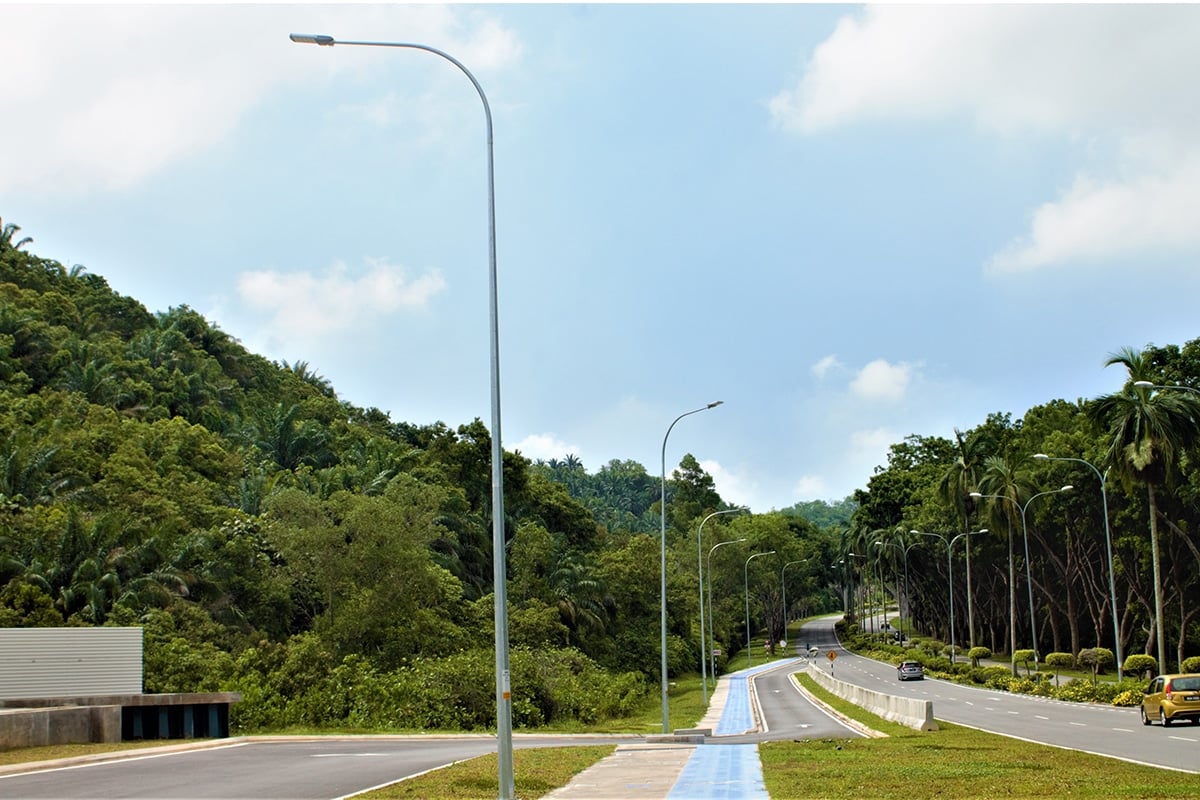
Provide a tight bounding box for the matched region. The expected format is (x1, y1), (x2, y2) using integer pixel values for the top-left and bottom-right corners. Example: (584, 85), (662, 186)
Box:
(1141, 674), (1200, 727)
(898, 660), (924, 681)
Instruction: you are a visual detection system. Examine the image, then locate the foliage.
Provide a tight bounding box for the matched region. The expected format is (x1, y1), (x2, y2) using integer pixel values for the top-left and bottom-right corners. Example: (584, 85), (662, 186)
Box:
(1123, 653), (1158, 680)
(1011, 648), (1036, 676)
(966, 646), (991, 667)
(1183, 656), (1200, 673)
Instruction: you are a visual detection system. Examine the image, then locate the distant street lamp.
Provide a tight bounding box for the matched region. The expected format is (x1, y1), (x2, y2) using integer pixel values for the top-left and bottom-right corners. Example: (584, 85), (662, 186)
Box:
(781, 559), (808, 646)
(744, 551), (775, 668)
(660, 401), (722, 732)
(971, 486), (1072, 667)
(1034, 453), (1122, 680)
(911, 529), (986, 663)
(874, 539), (918, 638)
(707, 537), (747, 683)
(289, 32), (513, 799)
(697, 509), (744, 703)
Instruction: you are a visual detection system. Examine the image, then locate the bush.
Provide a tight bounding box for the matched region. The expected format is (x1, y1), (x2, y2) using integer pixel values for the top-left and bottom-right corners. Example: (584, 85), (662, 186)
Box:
(1012, 649), (1036, 676)
(1044, 652), (1075, 687)
(1182, 656), (1200, 673)
(967, 646), (992, 667)
(1123, 653), (1158, 680)
(968, 665), (1011, 685)
(1078, 647), (1114, 682)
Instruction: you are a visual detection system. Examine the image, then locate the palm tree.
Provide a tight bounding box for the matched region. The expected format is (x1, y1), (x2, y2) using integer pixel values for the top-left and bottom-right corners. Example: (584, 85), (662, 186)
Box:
(0, 218), (33, 253)
(1088, 346), (1200, 672)
(939, 428), (988, 649)
(977, 454), (1035, 673)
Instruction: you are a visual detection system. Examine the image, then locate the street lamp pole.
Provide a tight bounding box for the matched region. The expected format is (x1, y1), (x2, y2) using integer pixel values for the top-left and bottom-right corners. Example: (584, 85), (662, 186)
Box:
(744, 551), (775, 668)
(971, 486), (1072, 668)
(873, 540), (912, 637)
(660, 401), (723, 732)
(289, 33), (513, 798)
(1035, 453), (1122, 679)
(707, 537), (747, 684)
(781, 559), (808, 648)
(697, 509), (744, 703)
(912, 529), (986, 664)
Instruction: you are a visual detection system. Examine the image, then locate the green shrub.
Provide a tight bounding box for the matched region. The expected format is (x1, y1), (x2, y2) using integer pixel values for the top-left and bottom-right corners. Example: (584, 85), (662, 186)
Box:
(1112, 688), (1143, 707)
(1182, 656), (1200, 673)
(969, 665), (1012, 685)
(966, 646), (992, 667)
(1078, 647), (1114, 682)
(1012, 649), (1036, 676)
(1044, 652), (1075, 687)
(1123, 653), (1158, 680)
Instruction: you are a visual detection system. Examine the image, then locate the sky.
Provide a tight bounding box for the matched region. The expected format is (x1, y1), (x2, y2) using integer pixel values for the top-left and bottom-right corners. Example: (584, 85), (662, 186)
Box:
(5, 3), (1200, 513)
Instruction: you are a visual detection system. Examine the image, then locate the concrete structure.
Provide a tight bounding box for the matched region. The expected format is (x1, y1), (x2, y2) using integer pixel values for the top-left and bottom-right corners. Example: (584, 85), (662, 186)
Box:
(0, 628), (142, 699)
(807, 661), (937, 731)
(0, 628), (240, 751)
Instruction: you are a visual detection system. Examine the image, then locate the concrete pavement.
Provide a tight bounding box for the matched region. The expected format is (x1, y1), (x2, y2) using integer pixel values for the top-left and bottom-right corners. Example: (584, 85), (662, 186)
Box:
(543, 659), (800, 800)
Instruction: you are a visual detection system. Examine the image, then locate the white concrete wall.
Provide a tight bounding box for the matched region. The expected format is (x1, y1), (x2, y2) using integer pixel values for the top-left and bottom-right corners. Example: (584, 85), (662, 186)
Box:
(0, 628), (142, 699)
(808, 662), (938, 731)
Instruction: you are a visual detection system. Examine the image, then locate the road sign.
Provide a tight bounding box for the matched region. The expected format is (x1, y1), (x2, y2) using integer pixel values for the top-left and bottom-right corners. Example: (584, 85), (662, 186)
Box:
(713, 648), (722, 657)
(826, 650), (837, 662)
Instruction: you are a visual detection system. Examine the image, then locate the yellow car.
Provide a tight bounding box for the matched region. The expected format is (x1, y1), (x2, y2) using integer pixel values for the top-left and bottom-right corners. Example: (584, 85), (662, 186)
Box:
(1140, 673), (1200, 727)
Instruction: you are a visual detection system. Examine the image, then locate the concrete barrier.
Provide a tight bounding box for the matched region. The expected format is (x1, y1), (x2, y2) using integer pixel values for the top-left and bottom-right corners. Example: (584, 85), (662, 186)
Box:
(806, 664), (937, 731)
(0, 705), (122, 749)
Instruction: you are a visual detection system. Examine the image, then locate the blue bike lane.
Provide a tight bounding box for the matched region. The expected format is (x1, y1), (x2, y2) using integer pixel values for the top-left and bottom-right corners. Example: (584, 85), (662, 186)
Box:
(666, 659), (803, 799)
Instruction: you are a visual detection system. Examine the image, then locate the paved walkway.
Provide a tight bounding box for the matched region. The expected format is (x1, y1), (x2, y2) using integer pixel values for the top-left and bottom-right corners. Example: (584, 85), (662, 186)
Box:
(544, 659), (801, 800)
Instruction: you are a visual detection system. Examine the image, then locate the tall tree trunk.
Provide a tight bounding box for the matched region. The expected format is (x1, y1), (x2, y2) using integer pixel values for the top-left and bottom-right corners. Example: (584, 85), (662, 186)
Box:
(1148, 483), (1167, 672)
(1009, 520), (1017, 675)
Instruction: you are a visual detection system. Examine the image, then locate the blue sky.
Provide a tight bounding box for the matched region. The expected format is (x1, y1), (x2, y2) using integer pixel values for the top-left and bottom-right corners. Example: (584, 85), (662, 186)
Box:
(6, 3), (1200, 512)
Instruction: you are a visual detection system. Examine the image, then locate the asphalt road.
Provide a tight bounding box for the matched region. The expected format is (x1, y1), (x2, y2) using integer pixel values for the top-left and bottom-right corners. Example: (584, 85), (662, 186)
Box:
(807, 615), (1200, 774)
(0, 735), (628, 800)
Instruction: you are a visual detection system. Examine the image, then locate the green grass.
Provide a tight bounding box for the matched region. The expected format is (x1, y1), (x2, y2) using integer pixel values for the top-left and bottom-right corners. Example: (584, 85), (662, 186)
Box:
(0, 740), (193, 767)
(356, 745), (615, 799)
(761, 673), (1200, 799)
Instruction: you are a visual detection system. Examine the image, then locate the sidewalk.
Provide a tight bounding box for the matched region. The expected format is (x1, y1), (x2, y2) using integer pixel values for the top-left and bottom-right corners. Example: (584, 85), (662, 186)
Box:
(544, 659), (800, 800)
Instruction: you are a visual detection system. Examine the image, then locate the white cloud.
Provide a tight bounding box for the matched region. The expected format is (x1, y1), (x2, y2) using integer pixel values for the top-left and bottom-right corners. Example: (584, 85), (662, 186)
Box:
(513, 433), (580, 462)
(792, 474), (830, 501)
(850, 359), (912, 402)
(989, 152), (1200, 272)
(698, 459), (757, 512)
(0, 5), (521, 197)
(811, 354), (842, 380)
(237, 259), (445, 337)
(770, 5), (1200, 272)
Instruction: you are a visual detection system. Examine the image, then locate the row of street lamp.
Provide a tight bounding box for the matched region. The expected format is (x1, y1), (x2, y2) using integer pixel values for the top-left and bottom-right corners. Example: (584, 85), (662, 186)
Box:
(287, 35), (1195, 797)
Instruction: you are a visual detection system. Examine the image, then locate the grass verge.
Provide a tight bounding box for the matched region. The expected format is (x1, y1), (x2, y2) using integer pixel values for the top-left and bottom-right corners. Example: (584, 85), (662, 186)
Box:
(356, 744), (616, 799)
(761, 673), (1199, 799)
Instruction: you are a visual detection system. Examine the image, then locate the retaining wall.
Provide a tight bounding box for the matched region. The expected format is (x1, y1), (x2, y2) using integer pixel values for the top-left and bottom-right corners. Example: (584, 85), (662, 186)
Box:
(808, 663), (938, 731)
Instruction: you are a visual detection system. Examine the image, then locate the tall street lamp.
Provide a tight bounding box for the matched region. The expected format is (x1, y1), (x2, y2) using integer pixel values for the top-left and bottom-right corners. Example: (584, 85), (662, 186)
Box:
(660, 401), (723, 732)
(744, 551), (775, 668)
(874, 539), (918, 638)
(289, 33), (513, 799)
(781, 559), (808, 647)
(707, 537), (747, 685)
(971, 486), (1072, 668)
(1034, 453), (1123, 680)
(911, 529), (986, 663)
(696, 509), (744, 703)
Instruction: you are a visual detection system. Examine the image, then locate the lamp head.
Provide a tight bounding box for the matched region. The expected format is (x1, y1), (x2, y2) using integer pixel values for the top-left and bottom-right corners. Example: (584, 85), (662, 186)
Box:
(969, 491), (982, 498)
(1133, 380), (1154, 388)
(707, 400), (724, 409)
(1061, 484), (1074, 492)
(290, 33), (336, 46)
(1033, 453), (1048, 460)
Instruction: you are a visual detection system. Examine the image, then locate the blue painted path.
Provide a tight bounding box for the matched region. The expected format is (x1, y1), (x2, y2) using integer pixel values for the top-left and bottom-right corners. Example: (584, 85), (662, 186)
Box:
(670, 658), (802, 798)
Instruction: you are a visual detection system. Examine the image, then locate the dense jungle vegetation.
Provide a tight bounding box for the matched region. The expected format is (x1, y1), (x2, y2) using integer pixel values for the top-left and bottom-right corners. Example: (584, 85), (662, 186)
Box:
(0, 219), (844, 731)
(2, 216), (1196, 734)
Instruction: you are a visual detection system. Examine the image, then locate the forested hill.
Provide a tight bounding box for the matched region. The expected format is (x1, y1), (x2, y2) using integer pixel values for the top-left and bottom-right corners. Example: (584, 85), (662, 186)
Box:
(0, 220), (838, 732)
